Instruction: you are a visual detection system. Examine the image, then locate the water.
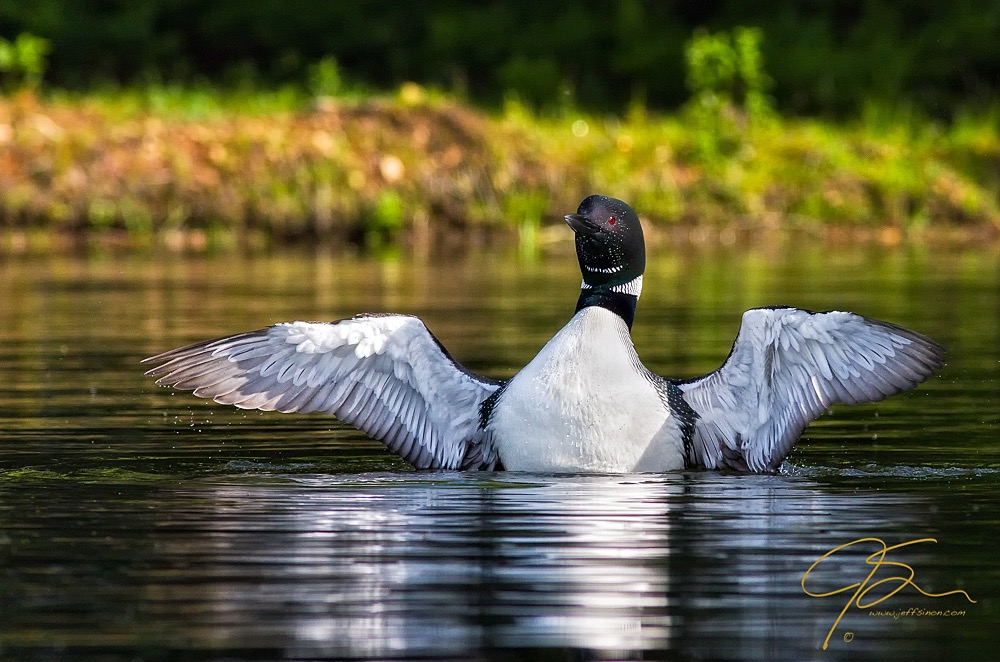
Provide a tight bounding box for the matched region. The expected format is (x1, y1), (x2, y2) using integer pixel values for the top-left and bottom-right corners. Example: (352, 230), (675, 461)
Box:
(1, 241), (998, 660)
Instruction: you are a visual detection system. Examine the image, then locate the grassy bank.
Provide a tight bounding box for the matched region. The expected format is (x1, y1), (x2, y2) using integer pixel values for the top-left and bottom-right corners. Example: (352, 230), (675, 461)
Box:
(2, 86), (1000, 251)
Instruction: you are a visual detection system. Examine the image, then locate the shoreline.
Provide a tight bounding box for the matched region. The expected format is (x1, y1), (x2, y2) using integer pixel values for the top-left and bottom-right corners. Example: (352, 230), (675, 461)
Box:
(2, 89), (999, 250)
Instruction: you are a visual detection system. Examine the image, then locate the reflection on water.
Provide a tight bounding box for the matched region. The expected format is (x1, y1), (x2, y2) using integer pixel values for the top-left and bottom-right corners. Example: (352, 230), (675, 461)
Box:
(5, 471), (991, 660)
(1, 244), (999, 659)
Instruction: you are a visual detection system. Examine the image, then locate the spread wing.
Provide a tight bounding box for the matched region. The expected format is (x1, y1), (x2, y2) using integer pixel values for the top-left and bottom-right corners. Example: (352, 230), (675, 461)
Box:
(675, 307), (944, 472)
(142, 314), (503, 470)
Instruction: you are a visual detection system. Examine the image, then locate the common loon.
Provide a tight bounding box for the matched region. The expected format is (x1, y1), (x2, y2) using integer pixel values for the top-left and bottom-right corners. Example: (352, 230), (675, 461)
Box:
(143, 195), (944, 473)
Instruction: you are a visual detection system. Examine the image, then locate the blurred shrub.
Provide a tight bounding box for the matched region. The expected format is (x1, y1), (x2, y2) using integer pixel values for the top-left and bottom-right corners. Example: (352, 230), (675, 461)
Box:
(0, 32), (49, 91)
(4, 1), (1000, 115)
(308, 57), (342, 99)
(684, 27), (772, 162)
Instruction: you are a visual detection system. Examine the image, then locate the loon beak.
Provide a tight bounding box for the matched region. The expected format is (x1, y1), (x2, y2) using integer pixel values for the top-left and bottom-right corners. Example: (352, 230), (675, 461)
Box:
(564, 213), (600, 236)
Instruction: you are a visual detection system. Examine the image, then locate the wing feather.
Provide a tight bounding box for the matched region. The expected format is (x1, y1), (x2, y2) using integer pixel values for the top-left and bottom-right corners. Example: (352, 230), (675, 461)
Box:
(676, 308), (944, 472)
(143, 315), (503, 469)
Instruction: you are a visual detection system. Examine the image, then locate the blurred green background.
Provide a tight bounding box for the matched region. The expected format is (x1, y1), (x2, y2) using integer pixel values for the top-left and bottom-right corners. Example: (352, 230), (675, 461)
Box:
(2, 1), (999, 247)
(3, 0), (998, 116)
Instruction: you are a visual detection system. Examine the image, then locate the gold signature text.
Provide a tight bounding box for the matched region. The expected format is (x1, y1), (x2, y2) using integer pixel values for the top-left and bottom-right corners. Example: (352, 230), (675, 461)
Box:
(801, 537), (976, 650)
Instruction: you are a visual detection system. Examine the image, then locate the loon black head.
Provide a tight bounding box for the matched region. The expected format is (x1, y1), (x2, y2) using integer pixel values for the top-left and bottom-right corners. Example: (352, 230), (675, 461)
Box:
(565, 195), (646, 295)
(564, 195), (646, 327)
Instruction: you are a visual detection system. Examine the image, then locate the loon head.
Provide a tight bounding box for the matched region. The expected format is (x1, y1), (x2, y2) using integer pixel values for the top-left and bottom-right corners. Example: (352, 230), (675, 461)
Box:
(564, 195), (646, 298)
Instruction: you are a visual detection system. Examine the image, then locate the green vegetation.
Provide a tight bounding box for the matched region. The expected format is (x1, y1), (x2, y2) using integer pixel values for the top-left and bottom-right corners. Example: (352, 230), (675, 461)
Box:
(2, 85), (998, 250)
(683, 27), (773, 165)
(4, 1), (1000, 116)
(0, 32), (48, 92)
(0, 24), (998, 250)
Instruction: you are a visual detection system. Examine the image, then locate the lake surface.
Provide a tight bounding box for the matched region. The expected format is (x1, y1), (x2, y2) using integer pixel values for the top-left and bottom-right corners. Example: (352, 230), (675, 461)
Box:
(1, 239), (998, 660)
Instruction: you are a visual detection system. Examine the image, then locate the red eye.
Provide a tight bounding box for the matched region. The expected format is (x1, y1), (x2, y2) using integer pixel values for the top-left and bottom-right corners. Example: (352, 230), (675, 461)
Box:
(608, 216), (616, 225)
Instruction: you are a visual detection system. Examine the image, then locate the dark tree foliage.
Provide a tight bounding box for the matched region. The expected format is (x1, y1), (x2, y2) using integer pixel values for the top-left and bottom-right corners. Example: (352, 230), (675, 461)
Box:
(1, 0), (998, 115)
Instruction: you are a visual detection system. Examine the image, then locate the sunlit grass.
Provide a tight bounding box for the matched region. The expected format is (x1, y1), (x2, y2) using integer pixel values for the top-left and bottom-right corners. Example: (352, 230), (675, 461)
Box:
(2, 84), (999, 252)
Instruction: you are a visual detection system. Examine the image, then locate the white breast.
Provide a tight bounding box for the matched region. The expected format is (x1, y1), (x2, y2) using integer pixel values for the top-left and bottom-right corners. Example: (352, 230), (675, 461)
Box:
(488, 307), (684, 472)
